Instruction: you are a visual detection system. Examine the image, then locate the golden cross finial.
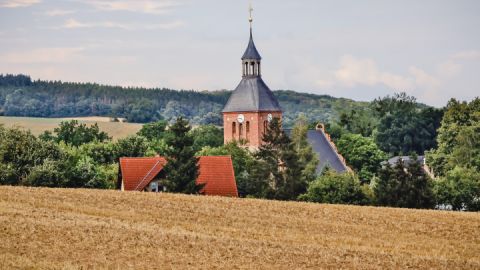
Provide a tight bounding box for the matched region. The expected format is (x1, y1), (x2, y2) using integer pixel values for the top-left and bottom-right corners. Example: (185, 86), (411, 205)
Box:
(248, 3), (253, 27)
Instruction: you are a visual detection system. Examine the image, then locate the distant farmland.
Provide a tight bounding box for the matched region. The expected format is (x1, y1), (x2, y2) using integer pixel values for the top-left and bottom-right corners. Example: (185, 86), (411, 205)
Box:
(0, 186), (478, 269)
(0, 116), (142, 140)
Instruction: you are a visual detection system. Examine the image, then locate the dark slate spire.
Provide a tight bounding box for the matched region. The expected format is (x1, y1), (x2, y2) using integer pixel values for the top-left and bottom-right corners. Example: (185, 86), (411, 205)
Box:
(222, 6), (281, 113)
(241, 29), (262, 60)
(222, 77), (281, 112)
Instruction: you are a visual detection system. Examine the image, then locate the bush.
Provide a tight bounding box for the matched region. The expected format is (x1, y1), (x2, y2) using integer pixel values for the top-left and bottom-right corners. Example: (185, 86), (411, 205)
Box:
(299, 169), (370, 205)
(434, 167), (480, 211)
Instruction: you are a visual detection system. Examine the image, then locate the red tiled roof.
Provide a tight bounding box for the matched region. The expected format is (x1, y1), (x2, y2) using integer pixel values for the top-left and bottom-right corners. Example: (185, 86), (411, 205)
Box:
(119, 156), (238, 197)
(119, 157), (167, 191)
(197, 156), (238, 197)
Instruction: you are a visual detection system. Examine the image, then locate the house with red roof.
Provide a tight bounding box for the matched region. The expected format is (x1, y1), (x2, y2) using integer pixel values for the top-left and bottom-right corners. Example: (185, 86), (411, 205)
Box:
(118, 156), (238, 197)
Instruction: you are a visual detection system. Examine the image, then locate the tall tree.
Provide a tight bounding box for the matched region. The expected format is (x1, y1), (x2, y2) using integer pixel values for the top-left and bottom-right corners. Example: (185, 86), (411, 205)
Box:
(253, 118), (306, 200)
(427, 98), (480, 176)
(372, 92), (442, 155)
(374, 155), (435, 209)
(164, 117), (201, 194)
(291, 115), (319, 183)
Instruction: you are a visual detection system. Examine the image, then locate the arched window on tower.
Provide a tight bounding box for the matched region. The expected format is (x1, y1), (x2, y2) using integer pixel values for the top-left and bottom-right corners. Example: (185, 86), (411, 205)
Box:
(263, 120), (268, 134)
(250, 62), (255, 75)
(245, 62), (249, 76)
(239, 123), (243, 140)
(232, 122), (236, 138)
(246, 121), (250, 141)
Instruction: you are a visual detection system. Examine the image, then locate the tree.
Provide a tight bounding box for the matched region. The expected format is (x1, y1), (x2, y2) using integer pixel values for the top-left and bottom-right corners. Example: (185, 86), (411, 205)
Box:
(427, 98), (480, 176)
(23, 159), (65, 187)
(374, 155), (435, 209)
(190, 124), (224, 152)
(253, 118), (306, 200)
(137, 120), (168, 141)
(336, 133), (387, 183)
(299, 169), (370, 205)
(42, 120), (110, 146)
(434, 166), (480, 211)
(164, 117), (201, 194)
(113, 135), (149, 160)
(291, 115), (319, 183)
(0, 125), (63, 184)
(372, 92), (442, 155)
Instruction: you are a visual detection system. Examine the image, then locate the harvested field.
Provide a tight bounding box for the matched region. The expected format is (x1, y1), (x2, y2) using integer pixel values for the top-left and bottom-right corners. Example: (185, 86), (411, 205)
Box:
(0, 186), (479, 269)
(0, 116), (141, 140)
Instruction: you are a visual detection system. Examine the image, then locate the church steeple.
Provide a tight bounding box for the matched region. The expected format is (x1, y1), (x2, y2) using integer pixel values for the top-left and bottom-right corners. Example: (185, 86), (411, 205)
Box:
(242, 4), (261, 77)
(222, 4), (282, 149)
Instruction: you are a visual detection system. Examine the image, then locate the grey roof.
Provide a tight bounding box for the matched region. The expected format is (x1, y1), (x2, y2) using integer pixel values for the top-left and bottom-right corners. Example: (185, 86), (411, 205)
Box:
(241, 29), (261, 60)
(284, 129), (349, 174)
(222, 77), (282, 112)
(388, 156), (425, 166)
(306, 130), (349, 173)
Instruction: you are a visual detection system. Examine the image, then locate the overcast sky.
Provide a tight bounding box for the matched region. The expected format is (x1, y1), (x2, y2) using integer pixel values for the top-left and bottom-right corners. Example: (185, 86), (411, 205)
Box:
(1, 0), (479, 106)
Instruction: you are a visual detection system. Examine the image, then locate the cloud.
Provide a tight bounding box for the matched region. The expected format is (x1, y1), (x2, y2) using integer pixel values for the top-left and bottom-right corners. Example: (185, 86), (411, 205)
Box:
(2, 47), (85, 64)
(334, 55), (413, 90)
(0, 0), (40, 8)
(81, 0), (180, 14)
(61, 18), (185, 30)
(44, 9), (74, 16)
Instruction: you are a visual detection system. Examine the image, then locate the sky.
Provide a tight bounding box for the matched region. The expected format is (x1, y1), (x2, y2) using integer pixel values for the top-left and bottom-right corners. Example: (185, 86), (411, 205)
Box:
(0, 0), (479, 106)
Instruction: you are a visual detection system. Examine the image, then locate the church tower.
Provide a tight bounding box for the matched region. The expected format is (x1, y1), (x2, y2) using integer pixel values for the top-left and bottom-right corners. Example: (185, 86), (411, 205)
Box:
(222, 6), (282, 148)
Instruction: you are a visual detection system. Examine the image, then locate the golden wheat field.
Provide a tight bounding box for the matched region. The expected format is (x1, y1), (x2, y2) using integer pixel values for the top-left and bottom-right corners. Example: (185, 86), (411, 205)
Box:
(0, 116), (142, 140)
(0, 186), (479, 269)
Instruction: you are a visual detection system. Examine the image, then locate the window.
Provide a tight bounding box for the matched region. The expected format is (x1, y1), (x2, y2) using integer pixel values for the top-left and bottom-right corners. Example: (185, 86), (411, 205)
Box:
(263, 120), (268, 134)
(239, 123), (243, 139)
(245, 121), (250, 141)
(232, 122), (236, 138)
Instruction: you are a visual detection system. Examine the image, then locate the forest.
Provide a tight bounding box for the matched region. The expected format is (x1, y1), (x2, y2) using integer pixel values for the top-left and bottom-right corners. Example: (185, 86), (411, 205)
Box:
(0, 74), (367, 127)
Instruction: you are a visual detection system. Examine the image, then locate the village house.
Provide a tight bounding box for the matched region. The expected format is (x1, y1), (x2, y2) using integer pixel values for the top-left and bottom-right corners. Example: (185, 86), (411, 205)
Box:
(119, 156), (238, 197)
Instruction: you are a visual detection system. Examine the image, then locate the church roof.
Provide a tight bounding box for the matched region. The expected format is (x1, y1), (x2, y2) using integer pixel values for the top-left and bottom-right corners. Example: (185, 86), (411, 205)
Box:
(222, 76), (281, 112)
(241, 30), (262, 60)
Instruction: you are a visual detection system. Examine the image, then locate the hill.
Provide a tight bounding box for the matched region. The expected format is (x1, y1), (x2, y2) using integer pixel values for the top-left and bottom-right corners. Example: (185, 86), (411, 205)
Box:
(0, 74), (369, 128)
(0, 186), (478, 269)
(0, 116), (142, 140)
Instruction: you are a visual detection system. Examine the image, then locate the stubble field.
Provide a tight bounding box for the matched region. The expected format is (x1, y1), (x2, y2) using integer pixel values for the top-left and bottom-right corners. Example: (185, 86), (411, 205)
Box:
(0, 186), (479, 269)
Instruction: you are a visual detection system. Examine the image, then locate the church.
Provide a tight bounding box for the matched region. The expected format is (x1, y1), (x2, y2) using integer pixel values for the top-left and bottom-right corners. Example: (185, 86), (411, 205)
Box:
(118, 9), (349, 196)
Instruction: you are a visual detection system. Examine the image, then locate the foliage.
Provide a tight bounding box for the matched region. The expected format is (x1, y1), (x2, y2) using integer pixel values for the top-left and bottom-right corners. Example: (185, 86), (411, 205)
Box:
(253, 118), (306, 200)
(337, 108), (377, 137)
(164, 117), (201, 194)
(433, 166), (480, 211)
(113, 135), (149, 160)
(372, 92), (443, 155)
(190, 124), (224, 152)
(23, 159), (66, 187)
(137, 120), (168, 141)
(336, 133), (387, 183)
(375, 155), (435, 209)
(290, 114), (319, 183)
(41, 120), (111, 146)
(299, 169), (370, 205)
(427, 98), (480, 176)
(0, 125), (63, 183)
